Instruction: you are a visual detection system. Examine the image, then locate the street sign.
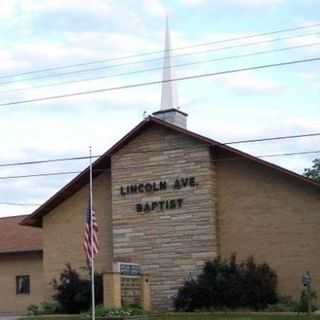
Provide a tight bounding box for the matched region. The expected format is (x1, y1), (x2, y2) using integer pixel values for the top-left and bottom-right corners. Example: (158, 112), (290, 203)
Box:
(303, 271), (311, 286)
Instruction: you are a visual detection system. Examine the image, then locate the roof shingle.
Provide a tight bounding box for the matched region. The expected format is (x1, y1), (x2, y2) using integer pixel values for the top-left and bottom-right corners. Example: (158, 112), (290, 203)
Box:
(0, 215), (42, 254)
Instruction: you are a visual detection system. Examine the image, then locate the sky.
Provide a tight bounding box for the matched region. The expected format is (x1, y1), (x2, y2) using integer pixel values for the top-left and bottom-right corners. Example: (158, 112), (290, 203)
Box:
(0, 0), (319, 217)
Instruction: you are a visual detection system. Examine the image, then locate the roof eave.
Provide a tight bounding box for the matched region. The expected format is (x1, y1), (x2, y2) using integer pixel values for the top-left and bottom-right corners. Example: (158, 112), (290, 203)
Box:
(21, 117), (152, 227)
(21, 116), (320, 227)
(0, 249), (42, 255)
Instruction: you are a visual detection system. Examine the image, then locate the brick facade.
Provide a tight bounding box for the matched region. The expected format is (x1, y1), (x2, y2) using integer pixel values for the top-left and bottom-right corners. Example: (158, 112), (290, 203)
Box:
(216, 148), (320, 300)
(2, 118), (320, 313)
(0, 252), (43, 314)
(42, 172), (113, 300)
(111, 124), (218, 309)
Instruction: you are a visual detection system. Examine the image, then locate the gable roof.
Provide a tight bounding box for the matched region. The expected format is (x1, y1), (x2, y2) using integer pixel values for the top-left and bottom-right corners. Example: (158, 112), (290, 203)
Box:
(21, 116), (320, 227)
(0, 215), (42, 254)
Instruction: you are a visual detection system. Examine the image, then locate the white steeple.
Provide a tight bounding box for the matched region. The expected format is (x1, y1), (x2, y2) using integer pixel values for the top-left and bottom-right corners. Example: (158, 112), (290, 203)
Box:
(153, 17), (188, 128)
(160, 16), (178, 110)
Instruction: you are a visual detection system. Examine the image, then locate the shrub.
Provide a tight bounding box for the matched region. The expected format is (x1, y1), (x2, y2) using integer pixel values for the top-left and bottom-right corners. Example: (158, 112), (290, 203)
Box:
(174, 255), (279, 311)
(27, 302), (63, 315)
(174, 278), (208, 312)
(264, 296), (297, 312)
(81, 305), (145, 319)
(265, 302), (296, 312)
(40, 302), (63, 314)
(27, 304), (39, 315)
(240, 257), (278, 310)
(51, 264), (103, 314)
(295, 289), (318, 313)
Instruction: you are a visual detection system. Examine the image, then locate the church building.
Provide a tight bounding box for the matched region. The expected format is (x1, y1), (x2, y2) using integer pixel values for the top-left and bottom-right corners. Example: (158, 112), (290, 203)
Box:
(1, 23), (320, 314)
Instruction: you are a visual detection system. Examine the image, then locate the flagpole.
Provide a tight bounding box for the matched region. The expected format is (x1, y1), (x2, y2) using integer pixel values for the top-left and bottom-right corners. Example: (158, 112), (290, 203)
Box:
(89, 146), (95, 320)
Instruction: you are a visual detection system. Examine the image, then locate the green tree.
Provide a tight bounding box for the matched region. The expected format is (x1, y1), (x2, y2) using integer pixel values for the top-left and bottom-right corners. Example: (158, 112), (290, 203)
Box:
(174, 255), (278, 311)
(304, 158), (320, 182)
(51, 264), (103, 314)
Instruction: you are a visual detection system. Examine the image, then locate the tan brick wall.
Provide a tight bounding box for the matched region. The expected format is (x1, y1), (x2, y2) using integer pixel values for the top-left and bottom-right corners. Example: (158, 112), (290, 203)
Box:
(10, 121), (319, 313)
(42, 172), (113, 300)
(216, 149), (320, 301)
(111, 124), (218, 310)
(0, 252), (43, 314)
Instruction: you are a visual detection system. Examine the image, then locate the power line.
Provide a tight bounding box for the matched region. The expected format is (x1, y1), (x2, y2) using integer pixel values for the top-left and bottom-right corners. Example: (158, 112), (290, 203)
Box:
(0, 202), (40, 206)
(1, 55), (320, 107)
(212, 150), (320, 162)
(0, 149), (318, 181)
(225, 132), (320, 145)
(2, 29), (319, 87)
(261, 150), (320, 158)
(0, 155), (100, 168)
(0, 171), (81, 180)
(1, 148), (319, 206)
(1, 22), (320, 81)
(3, 40), (320, 95)
(0, 132), (317, 170)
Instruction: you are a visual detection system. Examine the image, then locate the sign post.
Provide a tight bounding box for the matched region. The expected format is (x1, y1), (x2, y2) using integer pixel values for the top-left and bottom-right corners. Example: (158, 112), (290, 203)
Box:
(302, 271), (312, 315)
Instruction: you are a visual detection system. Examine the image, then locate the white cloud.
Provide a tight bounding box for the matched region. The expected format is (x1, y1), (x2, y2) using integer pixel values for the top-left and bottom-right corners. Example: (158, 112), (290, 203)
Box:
(181, 0), (284, 8)
(16, 0), (142, 34)
(80, 32), (159, 53)
(298, 72), (318, 82)
(218, 72), (286, 95)
(143, 0), (166, 17)
(285, 33), (320, 54)
(0, 0), (17, 19)
(224, 0), (284, 8)
(0, 50), (29, 73)
(0, 0), (318, 218)
(179, 0), (208, 7)
(21, 0), (112, 15)
(180, 0), (285, 9)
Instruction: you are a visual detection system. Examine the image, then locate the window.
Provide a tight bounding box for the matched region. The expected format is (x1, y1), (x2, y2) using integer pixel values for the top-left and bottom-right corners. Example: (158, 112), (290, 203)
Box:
(16, 275), (30, 295)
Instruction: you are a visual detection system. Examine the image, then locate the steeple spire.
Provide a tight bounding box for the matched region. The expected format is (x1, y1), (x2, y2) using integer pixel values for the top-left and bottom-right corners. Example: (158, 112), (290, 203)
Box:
(160, 16), (178, 110)
(153, 17), (188, 128)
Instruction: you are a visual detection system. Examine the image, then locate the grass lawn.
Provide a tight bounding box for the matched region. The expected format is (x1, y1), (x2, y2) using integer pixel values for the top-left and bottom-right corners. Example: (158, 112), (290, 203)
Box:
(152, 314), (320, 320)
(21, 316), (81, 320)
(21, 313), (320, 320)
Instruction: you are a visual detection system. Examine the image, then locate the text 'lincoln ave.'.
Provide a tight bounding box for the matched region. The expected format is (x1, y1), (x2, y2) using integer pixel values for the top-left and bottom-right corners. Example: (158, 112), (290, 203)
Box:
(119, 176), (198, 196)
(119, 177), (199, 214)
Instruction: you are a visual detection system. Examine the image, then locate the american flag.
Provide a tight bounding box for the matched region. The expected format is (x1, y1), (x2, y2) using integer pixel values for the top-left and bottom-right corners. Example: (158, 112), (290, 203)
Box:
(84, 202), (99, 267)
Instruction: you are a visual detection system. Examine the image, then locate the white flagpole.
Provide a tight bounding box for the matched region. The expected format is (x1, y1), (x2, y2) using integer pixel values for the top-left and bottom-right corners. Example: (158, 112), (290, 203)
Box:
(89, 146), (95, 320)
